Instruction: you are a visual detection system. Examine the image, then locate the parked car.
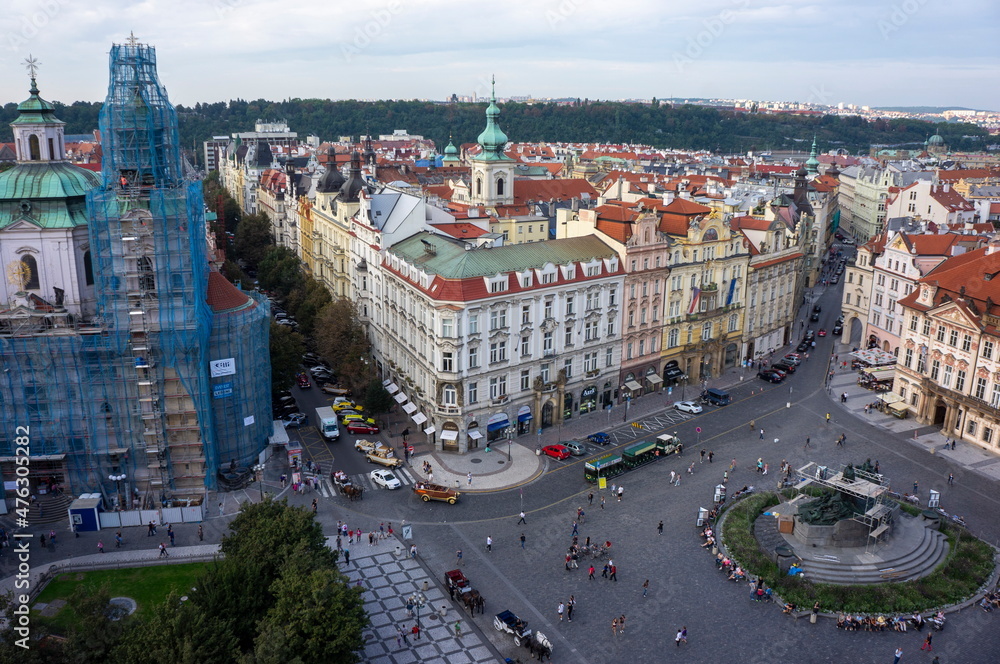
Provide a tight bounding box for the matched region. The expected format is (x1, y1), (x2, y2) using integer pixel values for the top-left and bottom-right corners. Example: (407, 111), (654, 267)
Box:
(673, 400), (703, 414)
(771, 362), (796, 374)
(587, 432), (611, 445)
(347, 421), (380, 435)
(561, 441), (587, 456)
(817, 329), (827, 337)
(700, 388), (731, 406)
(796, 341), (811, 352)
(332, 400), (362, 412)
(354, 439), (391, 455)
(832, 323), (843, 335)
(321, 384), (351, 397)
(782, 353), (803, 365)
(281, 412), (308, 428)
(830, 276), (840, 284)
(296, 374), (312, 389)
(310, 365), (333, 377)
(810, 312), (820, 322)
(369, 468), (402, 490)
(343, 413), (377, 427)
(842, 238), (855, 245)
(757, 370), (784, 383)
(541, 445), (572, 460)
(813, 305), (822, 313)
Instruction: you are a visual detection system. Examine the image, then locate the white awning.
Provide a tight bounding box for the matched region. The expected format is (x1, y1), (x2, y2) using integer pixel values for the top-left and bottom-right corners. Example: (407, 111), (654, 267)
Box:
(423, 426), (436, 435)
(412, 413), (427, 425)
(382, 378), (392, 386)
(624, 380), (643, 392)
(441, 429), (459, 441)
(385, 382), (400, 394)
(402, 402), (418, 414)
(468, 429), (483, 440)
(646, 374), (663, 385)
(394, 392), (408, 404)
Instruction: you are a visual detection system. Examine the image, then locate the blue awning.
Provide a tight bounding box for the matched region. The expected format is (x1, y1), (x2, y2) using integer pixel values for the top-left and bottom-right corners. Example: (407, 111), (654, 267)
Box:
(487, 417), (511, 432)
(518, 412), (533, 422)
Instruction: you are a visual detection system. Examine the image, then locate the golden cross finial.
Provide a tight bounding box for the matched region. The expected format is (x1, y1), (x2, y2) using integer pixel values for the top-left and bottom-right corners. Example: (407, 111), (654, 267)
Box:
(23, 54), (40, 79)
(125, 31), (140, 46)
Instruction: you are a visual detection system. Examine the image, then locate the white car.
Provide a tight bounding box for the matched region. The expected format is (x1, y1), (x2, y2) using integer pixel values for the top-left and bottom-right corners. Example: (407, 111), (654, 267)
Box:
(369, 468), (402, 490)
(673, 400), (703, 414)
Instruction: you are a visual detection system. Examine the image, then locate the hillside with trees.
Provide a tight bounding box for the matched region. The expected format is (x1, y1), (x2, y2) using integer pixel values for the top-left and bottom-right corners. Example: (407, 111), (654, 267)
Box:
(1, 98), (990, 163)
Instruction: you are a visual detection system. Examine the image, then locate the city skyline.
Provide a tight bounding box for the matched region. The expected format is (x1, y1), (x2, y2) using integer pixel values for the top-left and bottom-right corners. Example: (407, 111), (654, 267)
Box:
(1, 0), (997, 111)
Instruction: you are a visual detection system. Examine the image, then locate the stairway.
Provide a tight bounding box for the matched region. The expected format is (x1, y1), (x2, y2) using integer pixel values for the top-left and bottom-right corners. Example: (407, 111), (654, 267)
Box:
(23, 492), (74, 526)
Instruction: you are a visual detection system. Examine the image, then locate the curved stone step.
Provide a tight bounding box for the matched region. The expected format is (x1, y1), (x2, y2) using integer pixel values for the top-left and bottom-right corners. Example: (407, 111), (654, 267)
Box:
(799, 529), (950, 584)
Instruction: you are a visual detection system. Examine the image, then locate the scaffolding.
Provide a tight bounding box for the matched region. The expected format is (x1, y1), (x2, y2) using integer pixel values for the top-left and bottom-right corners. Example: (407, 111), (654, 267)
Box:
(794, 462), (897, 553)
(0, 40), (270, 505)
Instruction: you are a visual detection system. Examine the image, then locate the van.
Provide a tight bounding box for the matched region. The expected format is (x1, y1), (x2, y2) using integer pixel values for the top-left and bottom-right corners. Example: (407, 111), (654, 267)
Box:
(700, 388), (731, 406)
(315, 406), (340, 441)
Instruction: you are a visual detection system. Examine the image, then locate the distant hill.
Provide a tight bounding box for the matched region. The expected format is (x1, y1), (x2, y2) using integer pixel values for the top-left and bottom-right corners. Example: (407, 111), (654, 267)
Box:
(874, 106), (982, 114)
(1, 99), (990, 166)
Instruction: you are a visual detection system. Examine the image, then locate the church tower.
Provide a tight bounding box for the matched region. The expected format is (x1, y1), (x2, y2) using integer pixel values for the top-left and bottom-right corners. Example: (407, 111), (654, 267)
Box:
(469, 78), (515, 207)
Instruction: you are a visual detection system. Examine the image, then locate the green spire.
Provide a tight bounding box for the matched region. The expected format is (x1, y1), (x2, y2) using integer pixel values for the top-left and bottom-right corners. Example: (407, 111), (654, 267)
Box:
(475, 75), (510, 161)
(443, 134), (460, 163)
(11, 77), (63, 126)
(805, 135), (820, 175)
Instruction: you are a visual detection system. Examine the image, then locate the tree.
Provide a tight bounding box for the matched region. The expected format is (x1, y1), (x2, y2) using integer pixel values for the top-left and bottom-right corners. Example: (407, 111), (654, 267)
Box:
(283, 275), (332, 335)
(62, 583), (129, 664)
(257, 246), (303, 296)
(270, 321), (305, 393)
(362, 379), (394, 418)
(221, 259), (251, 287)
(234, 212), (273, 270)
(314, 299), (371, 392)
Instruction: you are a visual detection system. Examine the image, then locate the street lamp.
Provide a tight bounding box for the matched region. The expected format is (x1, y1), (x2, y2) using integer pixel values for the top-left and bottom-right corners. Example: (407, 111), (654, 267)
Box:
(407, 591), (427, 633)
(252, 463), (266, 500)
(620, 386), (631, 423)
(108, 473), (126, 510)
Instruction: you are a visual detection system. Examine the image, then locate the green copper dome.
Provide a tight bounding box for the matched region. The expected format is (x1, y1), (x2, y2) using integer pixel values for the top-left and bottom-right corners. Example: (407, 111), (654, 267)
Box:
(0, 163), (99, 229)
(11, 78), (64, 126)
(475, 79), (510, 161)
(928, 134), (944, 146)
(805, 136), (820, 175)
(444, 138), (458, 156)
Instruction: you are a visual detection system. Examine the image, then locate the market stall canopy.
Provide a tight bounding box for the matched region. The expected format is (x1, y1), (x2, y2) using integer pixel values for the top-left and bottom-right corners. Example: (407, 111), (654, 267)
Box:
(851, 349), (897, 366)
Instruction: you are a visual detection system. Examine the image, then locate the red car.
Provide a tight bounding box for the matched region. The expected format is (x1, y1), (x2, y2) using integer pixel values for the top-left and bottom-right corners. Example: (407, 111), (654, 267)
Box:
(346, 422), (380, 435)
(541, 444), (572, 460)
(817, 329), (827, 337)
(296, 374), (312, 389)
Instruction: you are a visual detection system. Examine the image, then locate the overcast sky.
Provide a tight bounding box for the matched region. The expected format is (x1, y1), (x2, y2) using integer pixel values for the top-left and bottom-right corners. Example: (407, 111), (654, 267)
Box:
(2, 0), (998, 110)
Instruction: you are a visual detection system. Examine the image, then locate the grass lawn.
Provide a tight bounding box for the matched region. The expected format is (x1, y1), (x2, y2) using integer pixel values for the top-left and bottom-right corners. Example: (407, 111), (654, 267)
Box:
(33, 562), (209, 635)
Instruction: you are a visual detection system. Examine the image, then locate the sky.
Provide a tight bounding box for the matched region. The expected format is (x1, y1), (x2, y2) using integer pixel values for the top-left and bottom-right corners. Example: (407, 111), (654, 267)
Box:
(1, 0), (998, 110)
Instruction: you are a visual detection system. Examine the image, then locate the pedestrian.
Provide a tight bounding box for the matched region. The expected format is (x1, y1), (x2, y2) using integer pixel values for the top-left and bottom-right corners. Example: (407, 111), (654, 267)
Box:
(688, 462), (695, 474)
(158, 542), (167, 557)
(913, 480), (919, 493)
(115, 531), (123, 548)
(657, 520), (664, 535)
(39, 533), (47, 549)
(411, 624), (420, 640)
(700, 449), (706, 463)
(763, 464), (769, 475)
(750, 419), (755, 431)
(804, 436), (811, 450)
(197, 524), (203, 541)
(167, 524), (174, 546)
(674, 473), (681, 487)
(517, 511), (527, 524)
(343, 547), (351, 565)
(825, 413), (831, 425)
(467, 472), (473, 486)
(486, 535), (493, 552)
(311, 498), (317, 513)
(49, 529), (56, 546)
(454, 620), (462, 637)
(875, 460), (880, 474)
(642, 579), (649, 597)
(617, 485), (623, 501)
(893, 647), (903, 664)
(759, 428), (765, 440)
(410, 544), (417, 558)
(675, 628), (684, 647)
(520, 533), (526, 549)
(456, 549), (463, 566)
(920, 632), (933, 651)
(565, 552), (572, 570)
(602, 563), (609, 578)
(219, 501), (224, 516)
(610, 482), (616, 495)
(670, 470), (676, 484)
(571, 521), (579, 536)
(611, 617), (618, 636)
(588, 491), (594, 505)
(600, 495), (606, 509)
(147, 521), (155, 536)
(947, 473), (954, 486)
(680, 626), (687, 644)
(951, 439), (956, 450)
(97, 540), (104, 553)
(610, 564), (618, 581)
(619, 614), (626, 634)
(557, 601), (565, 622)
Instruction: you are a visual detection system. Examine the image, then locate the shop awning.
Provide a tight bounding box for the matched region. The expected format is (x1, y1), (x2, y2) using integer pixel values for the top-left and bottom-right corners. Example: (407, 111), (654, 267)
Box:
(518, 411), (533, 422)
(664, 365), (685, 380)
(877, 392), (903, 405)
(468, 429), (483, 440)
(394, 392), (408, 404)
(624, 380), (643, 392)
(412, 413), (427, 425)
(382, 378), (392, 386)
(385, 382), (400, 394)
(441, 429), (459, 441)
(487, 417), (511, 432)
(646, 374), (663, 385)
(402, 402), (418, 414)
(888, 401), (909, 413)
(423, 426), (436, 435)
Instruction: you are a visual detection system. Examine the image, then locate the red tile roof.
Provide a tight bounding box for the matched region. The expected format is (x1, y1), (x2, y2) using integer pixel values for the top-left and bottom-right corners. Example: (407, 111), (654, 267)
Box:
(513, 178), (597, 204)
(206, 271), (253, 313)
(431, 223), (490, 239)
(899, 247), (1000, 315)
(928, 186), (974, 212)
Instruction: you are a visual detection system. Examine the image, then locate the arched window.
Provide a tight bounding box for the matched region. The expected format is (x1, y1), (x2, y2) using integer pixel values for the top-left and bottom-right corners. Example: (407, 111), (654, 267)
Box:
(28, 135), (40, 161)
(443, 384), (457, 406)
(476, 177), (483, 196)
(644, 228), (651, 243)
(21, 255), (40, 289)
(83, 251), (94, 286)
(496, 177), (505, 196)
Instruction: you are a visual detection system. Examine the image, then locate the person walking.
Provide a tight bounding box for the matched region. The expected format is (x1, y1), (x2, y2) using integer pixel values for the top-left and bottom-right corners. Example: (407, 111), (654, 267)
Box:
(168, 525), (175, 546)
(197, 524), (203, 541)
(115, 531), (123, 548)
(825, 413), (831, 425)
(311, 498), (318, 513)
(749, 419), (755, 432)
(948, 473), (954, 486)
(219, 501), (224, 516)
(642, 579), (649, 597)
(609, 564), (618, 582)
(588, 565), (596, 580)
(456, 549), (463, 566)
(557, 602), (565, 622)
(520, 533), (526, 549)
(600, 495), (606, 509)
(467, 472), (473, 486)
(619, 614), (626, 634)
(804, 436), (811, 450)
(454, 620), (462, 637)
(913, 480), (919, 494)
(617, 485), (624, 501)
(97, 540), (104, 554)
(343, 547), (351, 565)
(700, 449), (706, 463)
(571, 521), (579, 536)
(675, 628), (684, 647)
(567, 595), (575, 621)
(611, 617), (618, 636)
(688, 462), (695, 474)
(588, 492), (594, 505)
(759, 428), (765, 440)
(517, 511), (527, 524)
(657, 520), (664, 535)
(158, 542), (168, 558)
(602, 563), (609, 579)
(920, 632), (933, 651)
(893, 647), (903, 664)
(486, 535), (493, 552)
(680, 626), (688, 644)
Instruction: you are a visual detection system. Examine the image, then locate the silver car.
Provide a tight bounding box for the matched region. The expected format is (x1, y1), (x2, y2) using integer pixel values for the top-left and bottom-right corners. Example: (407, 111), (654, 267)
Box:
(561, 440), (587, 456)
(673, 400), (704, 414)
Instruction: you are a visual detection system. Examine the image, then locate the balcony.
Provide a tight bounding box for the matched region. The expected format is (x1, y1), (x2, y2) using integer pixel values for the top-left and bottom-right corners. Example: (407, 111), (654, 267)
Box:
(541, 382), (557, 393)
(543, 349), (556, 357)
(490, 395), (509, 406)
(437, 405), (460, 415)
(585, 369), (601, 378)
(702, 282), (719, 292)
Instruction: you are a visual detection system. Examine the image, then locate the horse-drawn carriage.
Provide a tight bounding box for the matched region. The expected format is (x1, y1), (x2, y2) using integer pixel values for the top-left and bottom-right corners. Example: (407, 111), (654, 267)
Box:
(445, 569), (485, 614)
(494, 609), (552, 657)
(331, 470), (363, 501)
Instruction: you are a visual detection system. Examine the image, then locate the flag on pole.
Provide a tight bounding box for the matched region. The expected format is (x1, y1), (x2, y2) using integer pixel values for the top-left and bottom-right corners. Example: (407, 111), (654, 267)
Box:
(687, 287), (701, 315)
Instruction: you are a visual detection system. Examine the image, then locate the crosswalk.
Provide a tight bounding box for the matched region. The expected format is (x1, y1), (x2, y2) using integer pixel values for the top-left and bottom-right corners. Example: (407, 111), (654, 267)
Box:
(319, 466), (419, 497)
(608, 410), (693, 444)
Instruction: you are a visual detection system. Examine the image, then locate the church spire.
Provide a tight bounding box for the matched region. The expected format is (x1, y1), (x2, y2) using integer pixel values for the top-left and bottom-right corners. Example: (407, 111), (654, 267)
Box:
(805, 135), (820, 176)
(475, 75), (510, 161)
(11, 56), (66, 162)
